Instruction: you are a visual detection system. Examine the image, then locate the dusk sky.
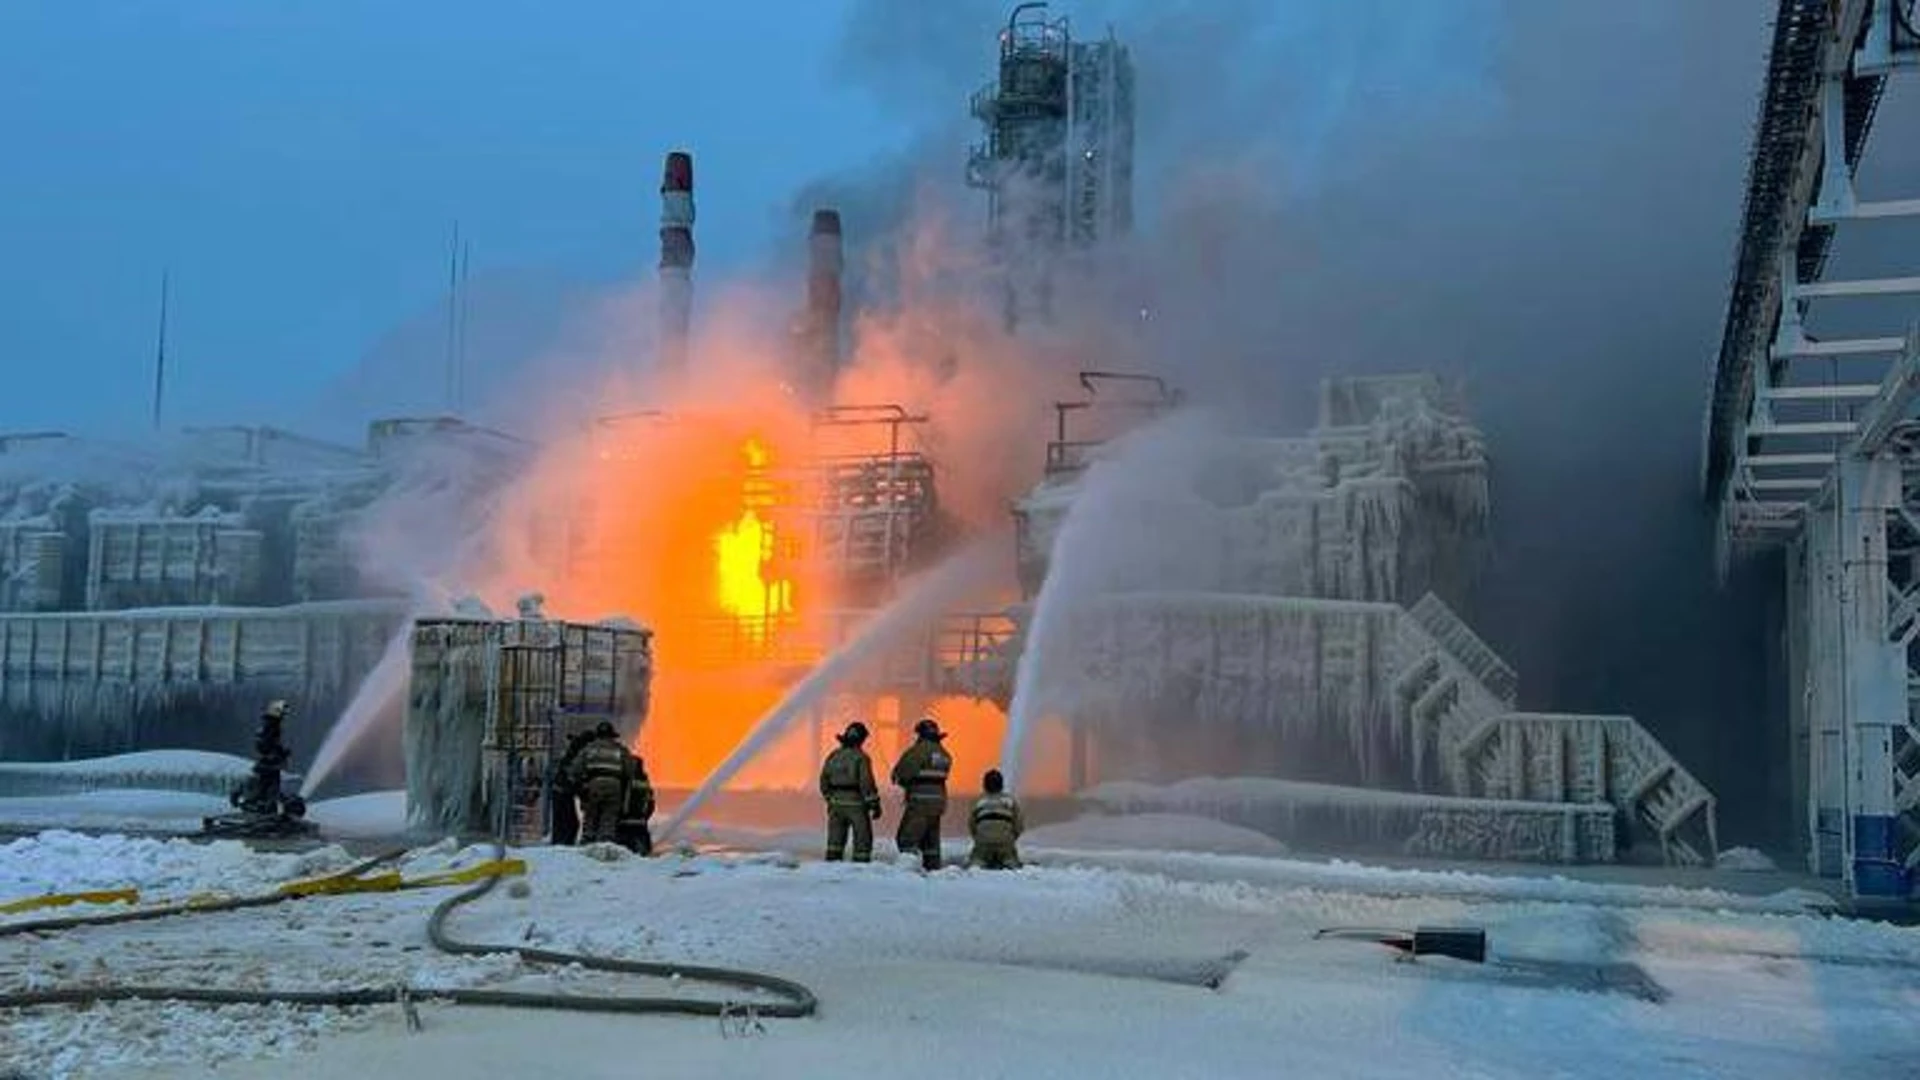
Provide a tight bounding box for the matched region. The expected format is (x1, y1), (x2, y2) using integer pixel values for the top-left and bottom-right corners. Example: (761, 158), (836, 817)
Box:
(0, 0), (910, 432)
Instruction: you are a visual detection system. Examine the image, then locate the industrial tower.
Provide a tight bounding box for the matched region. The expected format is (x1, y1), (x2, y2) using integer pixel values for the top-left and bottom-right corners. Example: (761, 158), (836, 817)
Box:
(967, 2), (1135, 330)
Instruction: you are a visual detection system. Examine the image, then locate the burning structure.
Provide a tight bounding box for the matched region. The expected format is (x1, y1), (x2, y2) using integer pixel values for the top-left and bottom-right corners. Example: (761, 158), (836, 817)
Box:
(2, 5), (1721, 874)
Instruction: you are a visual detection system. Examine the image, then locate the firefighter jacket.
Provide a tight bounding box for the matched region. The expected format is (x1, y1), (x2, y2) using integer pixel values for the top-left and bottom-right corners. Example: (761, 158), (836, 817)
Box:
(819, 746), (880, 813)
(568, 736), (633, 789)
(968, 792), (1025, 846)
(891, 738), (953, 806)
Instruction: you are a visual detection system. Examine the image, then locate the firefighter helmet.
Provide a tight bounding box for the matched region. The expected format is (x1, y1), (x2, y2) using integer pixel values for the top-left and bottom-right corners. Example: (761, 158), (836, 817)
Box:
(840, 721), (870, 745)
(914, 717), (943, 741)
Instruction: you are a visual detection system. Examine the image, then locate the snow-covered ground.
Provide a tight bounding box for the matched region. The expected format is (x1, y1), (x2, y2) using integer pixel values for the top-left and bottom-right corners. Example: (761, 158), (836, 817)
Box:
(0, 787), (394, 837)
(0, 790), (228, 833)
(2, 828), (1916, 1079)
(1025, 811), (1290, 856)
(0, 750), (260, 799)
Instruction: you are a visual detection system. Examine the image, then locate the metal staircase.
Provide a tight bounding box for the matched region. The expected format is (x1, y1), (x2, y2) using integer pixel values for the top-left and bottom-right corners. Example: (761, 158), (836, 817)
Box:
(1451, 714), (1719, 866)
(1392, 596), (1718, 866)
(1407, 593), (1518, 705)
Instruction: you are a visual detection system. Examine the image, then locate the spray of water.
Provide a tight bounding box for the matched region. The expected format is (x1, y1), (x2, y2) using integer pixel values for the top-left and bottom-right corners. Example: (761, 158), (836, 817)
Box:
(1000, 412), (1216, 790)
(300, 626), (412, 798)
(300, 523), (509, 799)
(658, 536), (1003, 842)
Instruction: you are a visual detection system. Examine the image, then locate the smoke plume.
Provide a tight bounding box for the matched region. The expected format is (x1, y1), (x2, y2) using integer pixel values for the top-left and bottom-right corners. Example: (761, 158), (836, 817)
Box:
(803, 0), (1789, 839)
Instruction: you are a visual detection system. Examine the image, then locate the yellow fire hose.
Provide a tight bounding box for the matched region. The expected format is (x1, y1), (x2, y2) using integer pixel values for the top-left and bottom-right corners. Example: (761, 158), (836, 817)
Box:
(0, 888), (139, 916)
(0, 843), (817, 1020)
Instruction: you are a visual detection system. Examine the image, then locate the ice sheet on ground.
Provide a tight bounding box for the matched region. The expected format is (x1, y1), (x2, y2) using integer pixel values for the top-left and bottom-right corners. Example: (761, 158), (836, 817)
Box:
(0, 790), (227, 833)
(1, 835), (1914, 1080)
(1715, 846), (1779, 872)
(0, 750), (260, 799)
(1085, 775), (1610, 815)
(1025, 812), (1290, 856)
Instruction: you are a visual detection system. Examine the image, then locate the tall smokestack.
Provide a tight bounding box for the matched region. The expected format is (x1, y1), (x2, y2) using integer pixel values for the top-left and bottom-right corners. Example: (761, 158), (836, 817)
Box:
(658, 150), (695, 377)
(805, 208), (844, 395)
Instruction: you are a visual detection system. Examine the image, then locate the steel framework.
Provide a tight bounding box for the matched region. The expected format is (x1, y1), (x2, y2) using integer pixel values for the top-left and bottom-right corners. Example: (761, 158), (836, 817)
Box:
(1701, 0), (1920, 907)
(967, 2), (1135, 328)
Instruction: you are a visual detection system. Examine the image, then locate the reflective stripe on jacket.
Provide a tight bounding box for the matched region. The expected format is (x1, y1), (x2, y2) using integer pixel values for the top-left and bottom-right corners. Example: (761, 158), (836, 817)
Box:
(969, 793), (1023, 844)
(892, 740), (952, 801)
(572, 738), (631, 785)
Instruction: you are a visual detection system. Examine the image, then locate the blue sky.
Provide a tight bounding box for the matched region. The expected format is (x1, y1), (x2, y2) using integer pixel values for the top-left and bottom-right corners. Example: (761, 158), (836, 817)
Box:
(0, 0), (910, 433)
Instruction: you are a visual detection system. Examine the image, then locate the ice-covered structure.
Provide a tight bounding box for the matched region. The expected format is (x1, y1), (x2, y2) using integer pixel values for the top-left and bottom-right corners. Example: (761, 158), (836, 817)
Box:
(1000, 374), (1718, 866)
(402, 611), (652, 841)
(0, 420), (534, 782)
(0, 600), (403, 762)
(1015, 373), (1490, 607)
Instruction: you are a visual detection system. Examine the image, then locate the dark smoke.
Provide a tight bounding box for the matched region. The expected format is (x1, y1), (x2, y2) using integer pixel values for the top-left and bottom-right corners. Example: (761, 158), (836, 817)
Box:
(809, 0), (1792, 842)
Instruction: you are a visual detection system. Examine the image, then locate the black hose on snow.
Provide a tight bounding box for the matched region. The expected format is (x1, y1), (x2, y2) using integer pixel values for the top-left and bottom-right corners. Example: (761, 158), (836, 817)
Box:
(0, 841), (817, 1020)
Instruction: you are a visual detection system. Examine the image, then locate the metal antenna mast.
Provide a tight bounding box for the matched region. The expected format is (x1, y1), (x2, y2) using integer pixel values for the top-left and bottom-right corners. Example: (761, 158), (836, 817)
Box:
(445, 221), (461, 413)
(151, 269), (170, 431)
(457, 237), (472, 412)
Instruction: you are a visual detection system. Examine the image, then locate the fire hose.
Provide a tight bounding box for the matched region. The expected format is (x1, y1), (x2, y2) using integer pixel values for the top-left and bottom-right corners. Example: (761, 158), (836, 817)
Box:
(0, 842), (818, 1020)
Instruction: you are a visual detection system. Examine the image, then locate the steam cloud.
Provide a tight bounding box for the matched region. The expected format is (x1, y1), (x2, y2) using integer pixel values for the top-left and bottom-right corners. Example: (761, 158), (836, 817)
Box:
(799, 0), (1792, 839)
(317, 1), (1814, 838)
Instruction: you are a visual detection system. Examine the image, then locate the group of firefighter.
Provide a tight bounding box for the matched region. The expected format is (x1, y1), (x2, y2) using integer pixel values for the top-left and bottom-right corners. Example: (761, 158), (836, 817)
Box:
(549, 721), (657, 854)
(548, 716), (1024, 869)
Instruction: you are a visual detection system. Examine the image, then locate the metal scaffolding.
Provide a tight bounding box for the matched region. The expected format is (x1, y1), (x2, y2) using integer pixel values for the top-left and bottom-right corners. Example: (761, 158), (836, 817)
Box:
(967, 2), (1135, 329)
(1701, 0), (1920, 908)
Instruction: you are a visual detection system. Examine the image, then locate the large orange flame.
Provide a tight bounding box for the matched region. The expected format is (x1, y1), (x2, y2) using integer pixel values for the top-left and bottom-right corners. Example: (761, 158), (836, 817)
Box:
(436, 218), (1098, 799)
(713, 437), (793, 643)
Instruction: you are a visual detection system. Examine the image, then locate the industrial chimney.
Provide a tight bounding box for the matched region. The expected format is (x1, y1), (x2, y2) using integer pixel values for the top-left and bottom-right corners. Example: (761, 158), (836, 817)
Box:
(804, 208), (844, 394)
(658, 151), (695, 376)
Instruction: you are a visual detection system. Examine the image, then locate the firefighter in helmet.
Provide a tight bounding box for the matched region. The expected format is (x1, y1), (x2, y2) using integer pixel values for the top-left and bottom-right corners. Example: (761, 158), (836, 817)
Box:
(566, 721), (632, 845)
(548, 726), (596, 845)
(241, 700), (294, 815)
(966, 768), (1025, 869)
(890, 716), (953, 871)
(616, 750), (656, 856)
(819, 721), (882, 862)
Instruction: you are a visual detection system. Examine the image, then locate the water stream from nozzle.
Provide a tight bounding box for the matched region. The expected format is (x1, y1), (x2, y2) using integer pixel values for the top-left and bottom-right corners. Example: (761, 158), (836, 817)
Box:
(1000, 412), (1207, 790)
(658, 537), (1003, 842)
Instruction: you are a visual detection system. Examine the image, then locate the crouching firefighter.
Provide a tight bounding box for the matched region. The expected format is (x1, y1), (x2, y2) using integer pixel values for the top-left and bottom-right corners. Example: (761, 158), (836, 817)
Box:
(967, 769), (1025, 869)
(617, 751), (656, 856)
(891, 717), (953, 871)
(819, 722), (881, 862)
(567, 722), (632, 845)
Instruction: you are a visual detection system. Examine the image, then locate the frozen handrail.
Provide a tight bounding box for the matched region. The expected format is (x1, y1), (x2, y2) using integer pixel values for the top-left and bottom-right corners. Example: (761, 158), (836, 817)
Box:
(1408, 593), (1517, 705)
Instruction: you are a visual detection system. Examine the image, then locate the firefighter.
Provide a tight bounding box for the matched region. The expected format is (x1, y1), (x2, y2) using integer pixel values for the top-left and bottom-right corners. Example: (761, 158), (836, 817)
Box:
(617, 751), (656, 856)
(242, 700), (293, 815)
(566, 721), (631, 845)
(966, 768), (1024, 870)
(890, 717), (953, 871)
(548, 727), (596, 846)
(819, 721), (881, 862)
